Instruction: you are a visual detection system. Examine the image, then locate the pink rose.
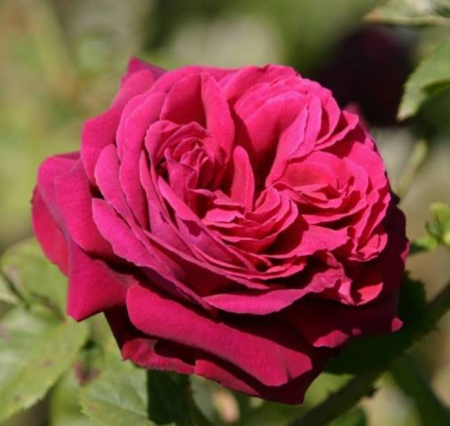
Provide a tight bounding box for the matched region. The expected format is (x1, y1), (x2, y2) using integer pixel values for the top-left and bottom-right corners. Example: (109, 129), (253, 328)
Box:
(32, 59), (408, 404)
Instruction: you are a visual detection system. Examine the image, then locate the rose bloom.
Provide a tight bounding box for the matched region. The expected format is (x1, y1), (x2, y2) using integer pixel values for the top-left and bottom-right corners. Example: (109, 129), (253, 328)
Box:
(32, 59), (408, 404)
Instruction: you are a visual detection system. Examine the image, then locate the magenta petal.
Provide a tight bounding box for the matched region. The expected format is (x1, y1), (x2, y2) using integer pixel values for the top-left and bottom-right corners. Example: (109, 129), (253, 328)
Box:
(107, 307), (329, 405)
(82, 66), (159, 184)
(230, 146), (255, 210)
(123, 338), (196, 375)
(152, 66), (234, 94)
(35, 153), (79, 222)
(222, 65), (298, 105)
(31, 189), (69, 274)
(161, 74), (205, 124)
(95, 145), (130, 216)
(284, 294), (400, 348)
(195, 355), (328, 405)
(157, 177), (255, 270)
(201, 74), (235, 163)
(54, 162), (113, 257)
(105, 307), (196, 374)
(116, 92), (166, 226)
(92, 198), (218, 307)
(33, 153), (80, 272)
(122, 57), (166, 85)
(203, 287), (313, 315)
(91, 199), (152, 266)
(67, 241), (132, 320)
(81, 110), (121, 184)
(127, 284), (314, 387)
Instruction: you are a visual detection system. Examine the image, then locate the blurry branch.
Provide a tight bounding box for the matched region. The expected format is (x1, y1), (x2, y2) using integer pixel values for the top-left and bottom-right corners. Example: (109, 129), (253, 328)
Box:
(429, 280), (450, 323)
(290, 280), (450, 426)
(390, 355), (450, 426)
(19, 0), (79, 100)
(365, 10), (450, 25)
(365, 0), (450, 26)
(396, 139), (428, 201)
(289, 369), (382, 426)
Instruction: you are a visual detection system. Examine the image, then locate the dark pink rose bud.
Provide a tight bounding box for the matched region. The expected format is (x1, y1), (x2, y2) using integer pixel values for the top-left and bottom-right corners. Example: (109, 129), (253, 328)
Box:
(32, 59), (408, 404)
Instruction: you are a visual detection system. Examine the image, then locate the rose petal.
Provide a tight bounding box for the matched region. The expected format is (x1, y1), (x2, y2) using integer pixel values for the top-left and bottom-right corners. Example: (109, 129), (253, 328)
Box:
(55, 161), (113, 256)
(284, 294), (401, 348)
(229, 145), (255, 210)
(127, 284), (314, 387)
(122, 57), (166, 85)
(81, 68), (159, 183)
(67, 241), (132, 320)
(31, 189), (69, 274)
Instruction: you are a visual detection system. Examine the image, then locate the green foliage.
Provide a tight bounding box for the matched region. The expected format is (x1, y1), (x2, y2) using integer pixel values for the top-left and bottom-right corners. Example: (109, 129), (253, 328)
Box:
(50, 371), (96, 426)
(0, 270), (20, 305)
(368, 0), (450, 25)
(0, 238), (89, 423)
(0, 306), (88, 423)
(79, 347), (175, 426)
(409, 234), (439, 255)
(326, 275), (435, 374)
(390, 355), (450, 426)
(410, 202), (450, 254)
(247, 0), (381, 71)
(147, 371), (192, 426)
(0, 1), (449, 424)
(399, 38), (450, 119)
(329, 408), (367, 426)
(426, 202), (450, 248)
(244, 401), (306, 426)
(0, 238), (67, 314)
(190, 377), (222, 425)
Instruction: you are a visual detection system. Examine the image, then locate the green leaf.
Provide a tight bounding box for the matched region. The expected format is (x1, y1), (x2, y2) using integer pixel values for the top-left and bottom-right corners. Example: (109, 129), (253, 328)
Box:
(409, 234), (439, 255)
(367, 0), (450, 25)
(80, 347), (173, 426)
(190, 377), (221, 426)
(426, 202), (450, 248)
(0, 238), (67, 314)
(49, 340), (106, 426)
(326, 275), (435, 374)
(245, 401), (306, 426)
(398, 38), (450, 119)
(329, 407), (367, 426)
(50, 371), (96, 426)
(0, 270), (20, 305)
(0, 306), (89, 423)
(146, 371), (192, 426)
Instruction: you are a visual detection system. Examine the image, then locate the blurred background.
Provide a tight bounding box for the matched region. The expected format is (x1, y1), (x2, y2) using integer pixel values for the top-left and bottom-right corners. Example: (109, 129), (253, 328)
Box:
(1, 0), (449, 425)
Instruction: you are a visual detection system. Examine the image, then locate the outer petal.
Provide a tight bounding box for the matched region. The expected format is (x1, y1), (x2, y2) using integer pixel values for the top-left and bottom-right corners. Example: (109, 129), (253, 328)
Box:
(54, 161), (113, 257)
(195, 354), (329, 405)
(82, 61), (162, 183)
(121, 57), (166, 85)
(127, 284), (314, 387)
(283, 294), (401, 348)
(67, 241), (133, 320)
(32, 153), (80, 273)
(106, 307), (197, 374)
(31, 189), (69, 274)
(107, 307), (333, 405)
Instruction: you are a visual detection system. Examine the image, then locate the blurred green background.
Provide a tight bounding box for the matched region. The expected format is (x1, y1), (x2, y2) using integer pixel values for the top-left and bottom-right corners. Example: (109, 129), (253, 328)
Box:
(1, 0), (449, 425)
